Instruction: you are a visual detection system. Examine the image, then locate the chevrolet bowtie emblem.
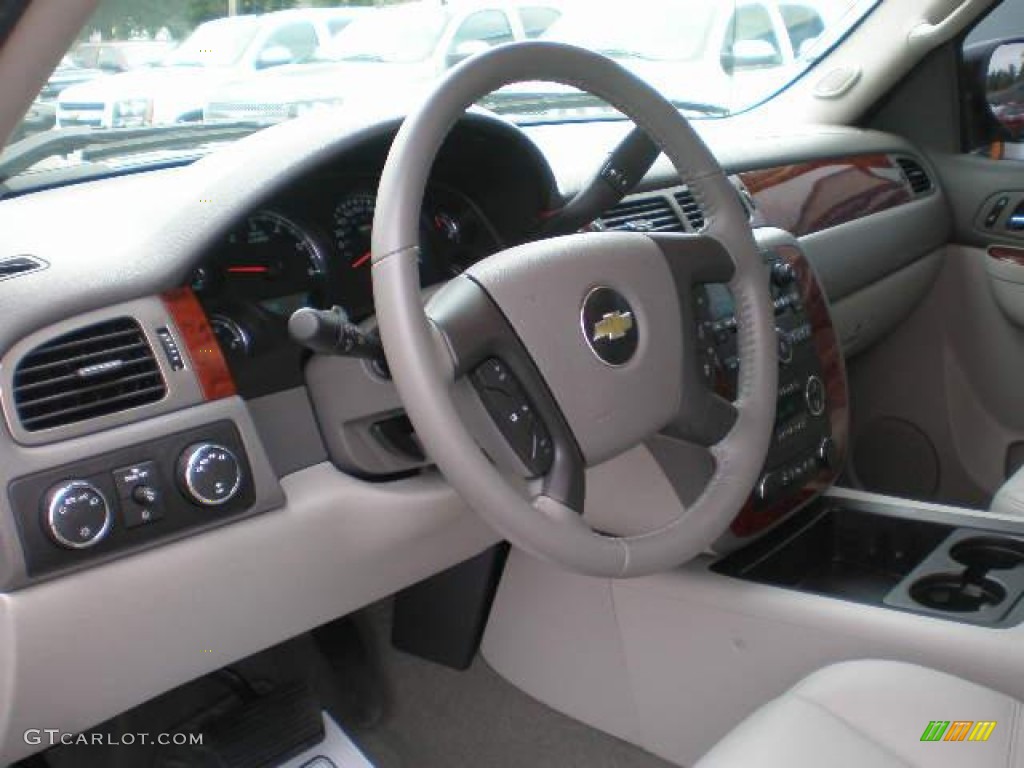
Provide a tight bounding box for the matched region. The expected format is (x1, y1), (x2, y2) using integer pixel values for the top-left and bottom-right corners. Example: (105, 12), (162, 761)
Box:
(592, 311), (634, 343)
(582, 287), (638, 366)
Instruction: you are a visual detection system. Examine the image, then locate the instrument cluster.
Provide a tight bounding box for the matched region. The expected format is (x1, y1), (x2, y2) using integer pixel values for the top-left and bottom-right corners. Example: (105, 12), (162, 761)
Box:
(191, 179), (503, 381)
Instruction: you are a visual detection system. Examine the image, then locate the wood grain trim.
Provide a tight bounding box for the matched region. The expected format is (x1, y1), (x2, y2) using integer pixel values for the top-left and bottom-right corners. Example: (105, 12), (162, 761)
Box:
(739, 154), (911, 237)
(161, 287), (236, 401)
(989, 245), (1024, 267)
(729, 245), (849, 538)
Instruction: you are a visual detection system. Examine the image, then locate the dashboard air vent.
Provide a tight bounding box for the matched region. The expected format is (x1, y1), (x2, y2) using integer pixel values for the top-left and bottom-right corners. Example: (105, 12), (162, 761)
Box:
(674, 188), (706, 231)
(0, 255), (45, 282)
(13, 317), (166, 432)
(894, 156), (933, 197)
(599, 195), (684, 233)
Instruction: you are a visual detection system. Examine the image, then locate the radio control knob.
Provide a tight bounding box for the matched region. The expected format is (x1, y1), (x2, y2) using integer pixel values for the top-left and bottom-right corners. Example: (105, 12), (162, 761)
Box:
(805, 375), (826, 416)
(43, 480), (113, 549)
(178, 443), (242, 507)
(771, 261), (798, 285)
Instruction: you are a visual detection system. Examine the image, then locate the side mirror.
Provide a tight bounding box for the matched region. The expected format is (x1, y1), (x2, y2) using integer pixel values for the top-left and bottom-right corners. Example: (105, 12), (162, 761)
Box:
(984, 41), (1024, 140)
(721, 39), (780, 73)
(446, 40), (489, 69)
(256, 45), (294, 70)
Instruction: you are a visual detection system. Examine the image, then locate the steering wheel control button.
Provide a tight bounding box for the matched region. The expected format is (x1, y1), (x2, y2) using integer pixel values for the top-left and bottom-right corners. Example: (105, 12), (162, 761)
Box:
(178, 443), (243, 507)
(43, 481), (113, 549)
(471, 359), (554, 476)
(581, 287), (638, 367)
(805, 375), (826, 416)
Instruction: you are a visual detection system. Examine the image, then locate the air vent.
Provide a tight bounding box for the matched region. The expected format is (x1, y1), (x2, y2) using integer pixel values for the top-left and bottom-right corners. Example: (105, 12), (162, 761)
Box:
(598, 195), (684, 233)
(0, 255), (45, 282)
(13, 317), (166, 432)
(674, 188), (706, 231)
(894, 156), (933, 197)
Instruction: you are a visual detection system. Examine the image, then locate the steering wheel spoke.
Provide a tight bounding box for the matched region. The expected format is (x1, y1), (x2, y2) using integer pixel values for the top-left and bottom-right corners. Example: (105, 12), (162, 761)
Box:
(646, 232), (743, 446)
(648, 231), (737, 286)
(428, 275), (586, 511)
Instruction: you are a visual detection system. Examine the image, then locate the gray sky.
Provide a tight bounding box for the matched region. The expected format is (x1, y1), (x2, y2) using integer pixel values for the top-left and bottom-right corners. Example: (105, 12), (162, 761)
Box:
(968, 1), (1024, 45)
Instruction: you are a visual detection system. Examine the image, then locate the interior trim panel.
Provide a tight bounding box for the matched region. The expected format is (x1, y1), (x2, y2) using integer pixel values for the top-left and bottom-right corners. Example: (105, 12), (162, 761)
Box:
(740, 154), (915, 237)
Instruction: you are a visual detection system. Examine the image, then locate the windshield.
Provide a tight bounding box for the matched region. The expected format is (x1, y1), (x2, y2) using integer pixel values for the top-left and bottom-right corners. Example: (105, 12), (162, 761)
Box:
(322, 7), (449, 64)
(162, 17), (259, 68)
(5, 0), (880, 178)
(542, 2), (718, 62)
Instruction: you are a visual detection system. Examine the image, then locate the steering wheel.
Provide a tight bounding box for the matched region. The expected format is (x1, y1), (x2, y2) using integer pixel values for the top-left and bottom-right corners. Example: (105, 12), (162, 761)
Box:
(371, 42), (776, 578)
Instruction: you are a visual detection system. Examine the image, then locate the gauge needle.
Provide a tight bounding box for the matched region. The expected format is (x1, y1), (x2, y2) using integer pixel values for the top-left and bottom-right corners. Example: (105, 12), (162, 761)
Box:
(227, 265), (270, 274)
(351, 251), (372, 269)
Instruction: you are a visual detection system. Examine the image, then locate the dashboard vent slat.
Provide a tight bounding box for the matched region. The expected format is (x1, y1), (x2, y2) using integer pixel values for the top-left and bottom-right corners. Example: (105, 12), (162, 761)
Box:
(598, 195), (684, 233)
(13, 317), (166, 433)
(0, 255), (45, 282)
(894, 156), (933, 197)
(674, 189), (706, 231)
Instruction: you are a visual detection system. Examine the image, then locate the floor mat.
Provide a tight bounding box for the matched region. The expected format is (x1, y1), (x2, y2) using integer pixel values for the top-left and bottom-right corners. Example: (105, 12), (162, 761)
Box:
(349, 603), (675, 768)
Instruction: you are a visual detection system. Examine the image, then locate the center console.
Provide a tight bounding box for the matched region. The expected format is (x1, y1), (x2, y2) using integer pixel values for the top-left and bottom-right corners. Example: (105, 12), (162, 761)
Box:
(693, 230), (849, 548)
(713, 492), (1024, 627)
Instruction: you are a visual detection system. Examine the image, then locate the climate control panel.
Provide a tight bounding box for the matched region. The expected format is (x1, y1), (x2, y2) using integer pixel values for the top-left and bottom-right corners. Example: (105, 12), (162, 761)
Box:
(10, 421), (254, 576)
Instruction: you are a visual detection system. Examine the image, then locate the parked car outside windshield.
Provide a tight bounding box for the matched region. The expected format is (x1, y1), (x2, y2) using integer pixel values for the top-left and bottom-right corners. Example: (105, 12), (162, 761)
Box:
(55, 9), (364, 129)
(3, 0), (881, 179)
(203, 2), (562, 123)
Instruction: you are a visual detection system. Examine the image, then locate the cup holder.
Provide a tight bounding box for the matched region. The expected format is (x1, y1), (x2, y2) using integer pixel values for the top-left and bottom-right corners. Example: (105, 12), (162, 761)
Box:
(950, 537), (1024, 571)
(909, 573), (1006, 613)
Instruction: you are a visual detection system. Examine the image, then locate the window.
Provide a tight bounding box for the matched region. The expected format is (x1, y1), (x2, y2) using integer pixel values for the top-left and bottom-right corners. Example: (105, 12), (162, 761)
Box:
(722, 3), (783, 69)
(780, 4), (825, 57)
(519, 7), (561, 40)
(452, 10), (515, 51)
(263, 22), (318, 62)
(96, 46), (125, 72)
(73, 44), (100, 69)
(963, 1), (1024, 156)
(327, 18), (355, 37)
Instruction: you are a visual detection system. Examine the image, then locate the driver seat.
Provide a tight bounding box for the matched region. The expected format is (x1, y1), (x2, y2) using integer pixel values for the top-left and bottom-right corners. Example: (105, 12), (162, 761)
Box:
(695, 660), (1024, 767)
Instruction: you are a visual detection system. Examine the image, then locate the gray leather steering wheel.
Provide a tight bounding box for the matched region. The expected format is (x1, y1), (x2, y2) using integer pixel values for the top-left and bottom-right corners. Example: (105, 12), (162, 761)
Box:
(371, 42), (776, 577)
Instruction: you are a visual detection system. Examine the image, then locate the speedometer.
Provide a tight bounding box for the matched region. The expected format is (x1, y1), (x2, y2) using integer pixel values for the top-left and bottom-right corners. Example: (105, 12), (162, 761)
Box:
(218, 210), (326, 315)
(333, 191), (377, 272)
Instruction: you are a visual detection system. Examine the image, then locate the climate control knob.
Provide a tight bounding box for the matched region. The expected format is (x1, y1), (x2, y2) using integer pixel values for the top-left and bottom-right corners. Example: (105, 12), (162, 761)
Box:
(44, 480), (112, 549)
(178, 443), (243, 507)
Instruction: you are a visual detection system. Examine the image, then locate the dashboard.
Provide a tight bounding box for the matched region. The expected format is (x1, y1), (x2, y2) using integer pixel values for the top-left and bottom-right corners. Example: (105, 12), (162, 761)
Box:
(0, 106), (952, 764)
(192, 179), (503, 396)
(180, 117), (556, 399)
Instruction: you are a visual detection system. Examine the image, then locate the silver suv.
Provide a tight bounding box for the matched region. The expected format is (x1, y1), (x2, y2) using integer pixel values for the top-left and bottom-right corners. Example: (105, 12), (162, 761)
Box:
(203, 1), (562, 123)
(57, 8), (367, 129)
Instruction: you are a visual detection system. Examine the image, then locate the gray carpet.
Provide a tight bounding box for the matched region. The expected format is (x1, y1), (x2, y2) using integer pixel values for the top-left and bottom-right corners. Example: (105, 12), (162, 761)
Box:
(350, 602), (675, 768)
